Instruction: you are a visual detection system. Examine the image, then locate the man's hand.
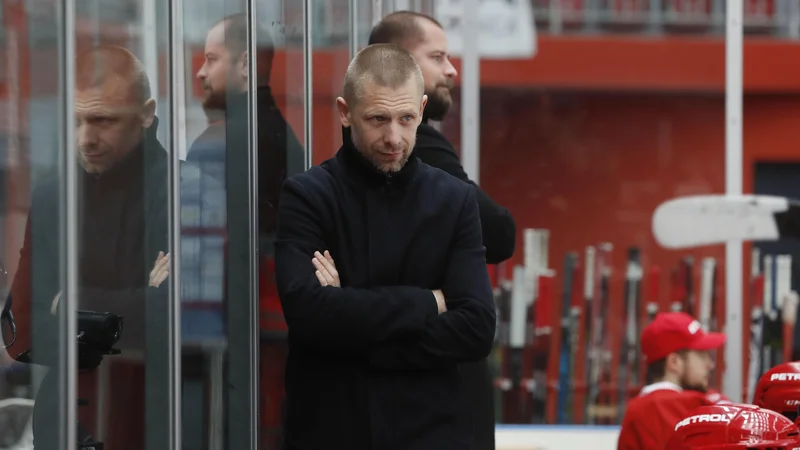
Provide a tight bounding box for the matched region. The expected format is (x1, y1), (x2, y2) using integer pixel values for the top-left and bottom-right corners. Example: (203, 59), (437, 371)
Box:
(432, 289), (447, 314)
(312, 250), (340, 287)
(149, 251), (170, 288)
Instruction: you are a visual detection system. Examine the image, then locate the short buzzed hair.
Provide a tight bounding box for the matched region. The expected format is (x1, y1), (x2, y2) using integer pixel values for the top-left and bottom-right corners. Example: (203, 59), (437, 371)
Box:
(75, 45), (151, 103)
(368, 11), (443, 48)
(343, 44), (424, 107)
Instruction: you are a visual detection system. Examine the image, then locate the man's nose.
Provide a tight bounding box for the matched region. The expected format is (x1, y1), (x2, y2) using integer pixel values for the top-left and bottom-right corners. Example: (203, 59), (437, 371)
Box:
(383, 123), (401, 146)
(445, 58), (458, 79)
(197, 63), (207, 80)
(77, 124), (98, 148)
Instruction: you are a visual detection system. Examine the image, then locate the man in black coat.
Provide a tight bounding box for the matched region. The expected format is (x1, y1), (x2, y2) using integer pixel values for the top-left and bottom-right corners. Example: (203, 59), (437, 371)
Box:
(369, 12), (517, 449)
(274, 44), (496, 449)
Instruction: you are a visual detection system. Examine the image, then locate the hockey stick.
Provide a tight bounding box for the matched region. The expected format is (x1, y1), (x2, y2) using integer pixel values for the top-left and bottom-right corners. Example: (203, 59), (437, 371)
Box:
(574, 246), (594, 424)
(555, 253), (579, 424)
(618, 248), (642, 417)
(783, 291), (799, 363)
(652, 195), (800, 249)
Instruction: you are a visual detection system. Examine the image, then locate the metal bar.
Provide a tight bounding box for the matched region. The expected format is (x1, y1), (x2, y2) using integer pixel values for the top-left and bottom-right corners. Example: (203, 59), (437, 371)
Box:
(224, 1), (260, 449)
(348, 0), (358, 58)
(246, 0), (261, 444)
(372, 0), (383, 27)
(460, 0), (480, 183)
(143, 0), (183, 447)
(57, 0), (78, 447)
(303, 0), (313, 168)
(166, 0), (184, 437)
(141, 0), (159, 113)
(724, 0), (744, 404)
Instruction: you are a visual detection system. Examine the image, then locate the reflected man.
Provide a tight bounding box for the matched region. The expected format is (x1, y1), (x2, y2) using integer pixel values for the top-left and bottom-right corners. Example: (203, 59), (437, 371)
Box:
(8, 45), (223, 450)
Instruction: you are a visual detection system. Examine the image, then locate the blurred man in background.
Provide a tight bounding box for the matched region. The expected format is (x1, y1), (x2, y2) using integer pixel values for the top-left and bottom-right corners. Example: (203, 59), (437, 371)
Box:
(618, 312), (728, 450)
(369, 12), (517, 450)
(192, 13), (305, 447)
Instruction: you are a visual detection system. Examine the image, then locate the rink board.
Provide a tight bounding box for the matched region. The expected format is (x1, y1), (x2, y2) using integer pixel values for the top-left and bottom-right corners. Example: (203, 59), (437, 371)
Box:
(496, 425), (621, 450)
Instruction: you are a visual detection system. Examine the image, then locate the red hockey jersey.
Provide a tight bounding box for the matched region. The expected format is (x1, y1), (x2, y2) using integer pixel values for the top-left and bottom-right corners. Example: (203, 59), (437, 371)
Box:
(617, 382), (729, 450)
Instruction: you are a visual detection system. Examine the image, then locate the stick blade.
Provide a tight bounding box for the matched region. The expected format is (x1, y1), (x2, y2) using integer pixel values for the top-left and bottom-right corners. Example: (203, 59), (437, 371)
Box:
(652, 195), (789, 249)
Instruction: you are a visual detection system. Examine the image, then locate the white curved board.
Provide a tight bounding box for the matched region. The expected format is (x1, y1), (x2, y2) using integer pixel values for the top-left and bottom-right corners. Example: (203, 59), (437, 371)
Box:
(652, 195), (791, 249)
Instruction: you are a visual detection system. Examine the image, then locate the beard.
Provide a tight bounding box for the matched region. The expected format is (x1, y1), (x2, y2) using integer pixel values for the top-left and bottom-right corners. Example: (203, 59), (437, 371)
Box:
(350, 127), (410, 174)
(679, 374), (708, 393)
(422, 81), (454, 122)
(202, 86), (228, 111)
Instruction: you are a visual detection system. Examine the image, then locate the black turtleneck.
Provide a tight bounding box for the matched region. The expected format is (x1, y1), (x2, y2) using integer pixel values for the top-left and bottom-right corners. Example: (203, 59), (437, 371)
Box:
(337, 125), (419, 191)
(79, 141), (145, 290)
(77, 123), (168, 292)
(274, 124), (496, 450)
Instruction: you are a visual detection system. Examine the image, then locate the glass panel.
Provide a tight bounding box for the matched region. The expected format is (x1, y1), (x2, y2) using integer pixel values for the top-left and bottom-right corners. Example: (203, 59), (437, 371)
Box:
(253, 1), (305, 448)
(311, 0), (350, 163)
(1, 0), (70, 448)
(437, 0), (731, 436)
(36, 0), (179, 448)
(182, 0), (305, 448)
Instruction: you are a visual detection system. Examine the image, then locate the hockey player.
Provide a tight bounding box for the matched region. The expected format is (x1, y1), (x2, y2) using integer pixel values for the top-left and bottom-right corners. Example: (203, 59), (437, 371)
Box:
(618, 312), (728, 450)
(665, 403), (800, 449)
(752, 361), (800, 421)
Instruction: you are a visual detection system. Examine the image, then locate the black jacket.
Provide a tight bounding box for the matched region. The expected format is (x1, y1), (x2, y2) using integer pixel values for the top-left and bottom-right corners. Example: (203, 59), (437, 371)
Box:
(274, 127), (497, 450)
(414, 122), (510, 450)
(10, 119), (171, 359)
(415, 122), (516, 264)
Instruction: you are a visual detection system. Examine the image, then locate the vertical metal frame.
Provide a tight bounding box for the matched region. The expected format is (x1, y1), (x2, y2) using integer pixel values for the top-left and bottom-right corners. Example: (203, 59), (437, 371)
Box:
(460, 0), (481, 183)
(724, 0), (744, 403)
(348, 0), (358, 58)
(224, 0), (259, 448)
(142, 0), (160, 113)
(166, 0), (184, 443)
(372, 0), (383, 27)
(57, 0), (78, 447)
(247, 0), (262, 443)
(143, 0), (183, 447)
(303, 0), (313, 169)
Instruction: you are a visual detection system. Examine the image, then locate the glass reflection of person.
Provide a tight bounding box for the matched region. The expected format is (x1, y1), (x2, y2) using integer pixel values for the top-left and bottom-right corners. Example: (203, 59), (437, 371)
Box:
(192, 13), (304, 245)
(8, 45), (223, 450)
(190, 15), (304, 447)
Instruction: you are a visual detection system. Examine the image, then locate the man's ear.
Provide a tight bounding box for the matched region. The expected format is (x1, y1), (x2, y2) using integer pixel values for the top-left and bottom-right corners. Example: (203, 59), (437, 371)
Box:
(419, 94), (428, 124)
(336, 97), (352, 127)
(141, 98), (157, 128)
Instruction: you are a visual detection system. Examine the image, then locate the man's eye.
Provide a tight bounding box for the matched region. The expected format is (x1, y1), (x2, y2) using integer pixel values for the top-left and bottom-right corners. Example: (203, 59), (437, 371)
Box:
(402, 115), (413, 122)
(372, 116), (386, 122)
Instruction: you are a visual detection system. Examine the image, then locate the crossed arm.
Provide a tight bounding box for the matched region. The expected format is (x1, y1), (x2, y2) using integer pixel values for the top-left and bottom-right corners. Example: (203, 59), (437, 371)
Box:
(274, 178), (496, 368)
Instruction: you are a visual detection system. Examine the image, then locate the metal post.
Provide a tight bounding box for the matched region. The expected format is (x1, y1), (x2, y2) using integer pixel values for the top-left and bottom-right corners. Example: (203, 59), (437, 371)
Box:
(247, 0), (261, 443)
(143, 0), (184, 447)
(373, 0), (383, 26)
(349, 0), (358, 58)
(303, 0), (313, 169)
(57, 0), (78, 447)
(167, 0), (184, 441)
(724, 0), (744, 403)
(460, 0), (480, 183)
(141, 0), (159, 113)
(223, 1), (260, 448)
